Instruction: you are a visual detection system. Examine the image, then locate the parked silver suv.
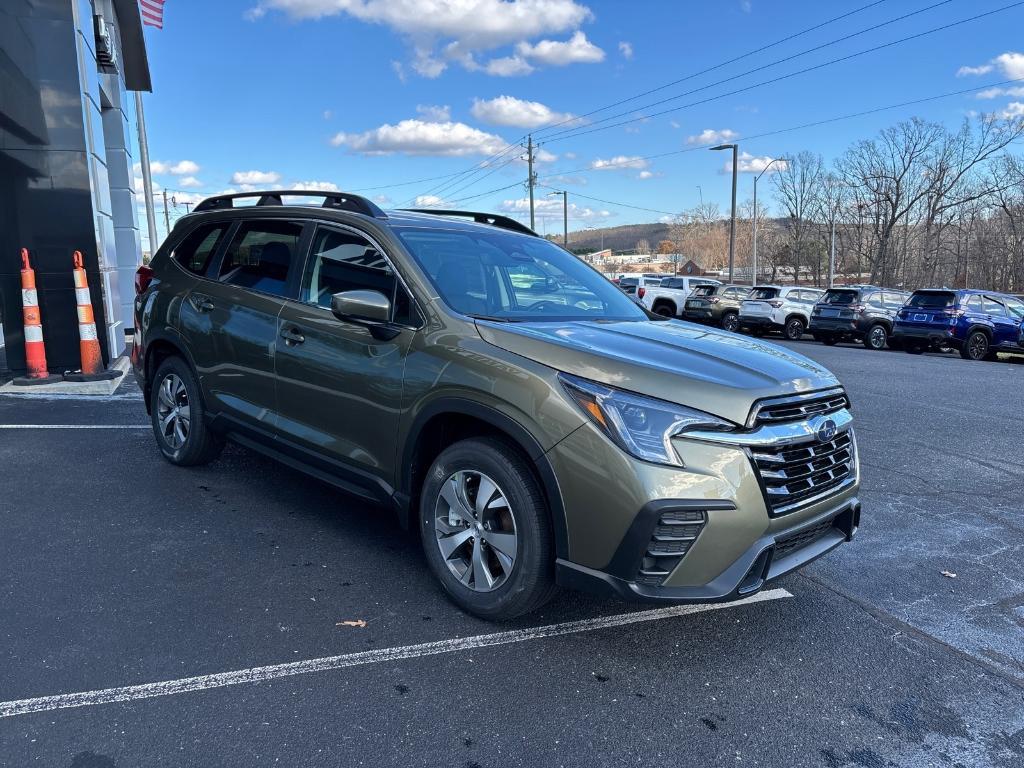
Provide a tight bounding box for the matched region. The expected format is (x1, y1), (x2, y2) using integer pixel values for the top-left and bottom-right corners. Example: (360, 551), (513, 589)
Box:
(739, 285), (825, 340)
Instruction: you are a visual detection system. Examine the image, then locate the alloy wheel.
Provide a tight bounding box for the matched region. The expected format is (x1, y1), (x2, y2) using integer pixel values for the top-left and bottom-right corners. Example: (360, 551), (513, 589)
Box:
(785, 319), (805, 340)
(156, 373), (191, 450)
(967, 332), (988, 360)
(722, 314), (739, 332)
(869, 325), (887, 349)
(433, 470), (518, 592)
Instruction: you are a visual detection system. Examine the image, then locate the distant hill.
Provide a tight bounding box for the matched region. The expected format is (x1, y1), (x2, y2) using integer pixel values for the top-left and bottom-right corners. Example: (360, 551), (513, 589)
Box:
(561, 222), (671, 253)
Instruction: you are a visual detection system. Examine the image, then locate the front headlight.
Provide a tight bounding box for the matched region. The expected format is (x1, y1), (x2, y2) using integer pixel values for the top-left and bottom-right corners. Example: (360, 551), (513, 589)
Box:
(559, 373), (735, 467)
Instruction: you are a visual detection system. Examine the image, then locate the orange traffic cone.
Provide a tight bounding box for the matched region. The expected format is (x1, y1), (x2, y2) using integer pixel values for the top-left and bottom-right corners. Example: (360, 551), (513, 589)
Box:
(12, 248), (61, 386)
(63, 250), (121, 382)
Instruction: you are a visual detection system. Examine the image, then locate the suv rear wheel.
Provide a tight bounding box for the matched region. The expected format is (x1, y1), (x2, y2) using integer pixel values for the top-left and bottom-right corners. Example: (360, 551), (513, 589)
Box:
(419, 437), (556, 620)
(960, 330), (990, 361)
(150, 356), (223, 466)
(863, 324), (888, 350)
(784, 317), (806, 340)
(721, 312), (739, 332)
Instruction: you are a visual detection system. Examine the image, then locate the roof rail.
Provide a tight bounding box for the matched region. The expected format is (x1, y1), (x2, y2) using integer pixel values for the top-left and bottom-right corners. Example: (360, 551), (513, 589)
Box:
(400, 208), (538, 237)
(193, 190), (387, 218)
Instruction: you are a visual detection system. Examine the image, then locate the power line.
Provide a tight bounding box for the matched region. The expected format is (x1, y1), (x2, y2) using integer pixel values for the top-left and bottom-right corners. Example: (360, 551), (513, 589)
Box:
(534, 0), (895, 138)
(545, 1), (1022, 144)
(537, 184), (677, 217)
(406, 141), (526, 204)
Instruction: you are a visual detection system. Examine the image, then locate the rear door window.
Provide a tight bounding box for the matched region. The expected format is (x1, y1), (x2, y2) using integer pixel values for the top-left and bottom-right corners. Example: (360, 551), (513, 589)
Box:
(982, 297), (1006, 317)
(865, 291), (884, 309)
(218, 220), (304, 297)
(965, 295), (984, 313)
(172, 223), (228, 276)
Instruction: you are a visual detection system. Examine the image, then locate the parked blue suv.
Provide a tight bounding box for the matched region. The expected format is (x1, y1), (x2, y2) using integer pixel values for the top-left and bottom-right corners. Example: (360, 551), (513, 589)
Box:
(891, 289), (1024, 360)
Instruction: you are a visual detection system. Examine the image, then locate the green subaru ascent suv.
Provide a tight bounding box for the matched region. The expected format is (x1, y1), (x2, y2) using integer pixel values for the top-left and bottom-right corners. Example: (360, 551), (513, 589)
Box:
(133, 190), (860, 620)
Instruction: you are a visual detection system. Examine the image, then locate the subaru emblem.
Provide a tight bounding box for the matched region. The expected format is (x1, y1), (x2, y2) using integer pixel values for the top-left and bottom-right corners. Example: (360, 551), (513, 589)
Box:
(815, 418), (838, 443)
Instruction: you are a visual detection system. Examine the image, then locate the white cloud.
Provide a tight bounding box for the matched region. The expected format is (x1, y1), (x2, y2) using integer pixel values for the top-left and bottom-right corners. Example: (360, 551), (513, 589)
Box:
(470, 95), (575, 128)
(499, 196), (611, 221)
(516, 30), (604, 66)
(590, 155), (648, 171)
(391, 59), (406, 81)
(975, 86), (1024, 99)
(249, 0), (593, 77)
(166, 191), (204, 207)
(686, 128), (739, 146)
(618, 41), (633, 60)
(724, 152), (787, 174)
(179, 176), (203, 188)
(332, 119), (508, 156)
(485, 56), (534, 76)
(414, 194), (447, 207)
(373, 194), (392, 205)
(231, 169), (282, 184)
(1001, 102), (1024, 119)
(637, 170), (656, 180)
(323, 110), (333, 120)
(958, 51), (1024, 79)
(292, 180), (341, 192)
(416, 104), (452, 121)
(147, 159), (201, 176)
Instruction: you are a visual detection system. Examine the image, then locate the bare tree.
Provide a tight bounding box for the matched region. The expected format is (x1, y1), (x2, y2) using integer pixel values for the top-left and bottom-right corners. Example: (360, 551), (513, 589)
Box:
(773, 151), (826, 284)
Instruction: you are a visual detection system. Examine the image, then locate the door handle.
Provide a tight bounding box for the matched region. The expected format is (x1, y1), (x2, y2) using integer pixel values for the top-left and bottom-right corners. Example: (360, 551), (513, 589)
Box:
(189, 294), (215, 313)
(280, 327), (305, 345)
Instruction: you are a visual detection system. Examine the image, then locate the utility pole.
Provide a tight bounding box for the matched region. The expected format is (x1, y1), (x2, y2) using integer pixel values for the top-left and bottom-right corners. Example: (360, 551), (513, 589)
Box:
(548, 190), (568, 247)
(134, 92), (158, 255)
(526, 134), (536, 231)
(162, 189), (171, 239)
(828, 218), (836, 288)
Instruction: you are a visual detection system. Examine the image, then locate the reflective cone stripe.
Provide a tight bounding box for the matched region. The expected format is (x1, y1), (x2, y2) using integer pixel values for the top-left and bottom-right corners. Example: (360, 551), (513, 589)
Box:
(20, 248), (51, 378)
(72, 250), (102, 374)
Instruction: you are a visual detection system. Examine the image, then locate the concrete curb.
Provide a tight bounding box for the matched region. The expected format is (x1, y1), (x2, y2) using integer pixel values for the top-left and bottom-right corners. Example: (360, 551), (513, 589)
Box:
(0, 356), (131, 396)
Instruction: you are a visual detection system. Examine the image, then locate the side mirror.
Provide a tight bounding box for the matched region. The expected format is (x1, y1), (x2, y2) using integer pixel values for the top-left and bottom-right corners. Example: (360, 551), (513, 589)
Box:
(331, 289), (392, 327)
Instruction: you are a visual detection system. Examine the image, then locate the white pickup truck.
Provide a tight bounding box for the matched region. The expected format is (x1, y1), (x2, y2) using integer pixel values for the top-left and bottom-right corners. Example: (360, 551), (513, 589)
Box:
(641, 276), (721, 317)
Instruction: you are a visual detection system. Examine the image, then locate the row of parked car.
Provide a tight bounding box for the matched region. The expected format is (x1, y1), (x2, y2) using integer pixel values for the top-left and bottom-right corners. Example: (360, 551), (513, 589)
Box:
(624, 273), (1024, 361)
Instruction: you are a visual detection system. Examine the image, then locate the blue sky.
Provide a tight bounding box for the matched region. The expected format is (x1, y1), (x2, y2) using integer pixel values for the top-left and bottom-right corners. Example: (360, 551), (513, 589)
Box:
(137, 0), (1024, 245)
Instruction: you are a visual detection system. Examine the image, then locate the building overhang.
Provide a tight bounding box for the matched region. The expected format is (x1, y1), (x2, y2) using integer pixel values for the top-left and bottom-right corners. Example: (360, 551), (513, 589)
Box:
(113, 0), (152, 91)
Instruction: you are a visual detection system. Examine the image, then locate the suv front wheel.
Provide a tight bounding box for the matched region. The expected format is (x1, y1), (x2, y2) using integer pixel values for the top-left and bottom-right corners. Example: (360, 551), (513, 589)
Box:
(150, 356), (224, 466)
(419, 437), (556, 620)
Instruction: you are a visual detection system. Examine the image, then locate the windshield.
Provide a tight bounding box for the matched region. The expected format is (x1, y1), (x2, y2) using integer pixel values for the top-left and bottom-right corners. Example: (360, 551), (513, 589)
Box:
(907, 291), (955, 309)
(748, 287), (780, 300)
(396, 227), (649, 322)
(821, 289), (858, 305)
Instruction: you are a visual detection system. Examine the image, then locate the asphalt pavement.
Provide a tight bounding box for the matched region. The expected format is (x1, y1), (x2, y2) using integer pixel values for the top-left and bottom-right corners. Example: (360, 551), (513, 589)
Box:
(0, 338), (1022, 767)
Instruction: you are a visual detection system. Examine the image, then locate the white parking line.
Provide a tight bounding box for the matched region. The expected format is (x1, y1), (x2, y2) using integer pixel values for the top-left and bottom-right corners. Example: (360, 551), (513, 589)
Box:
(0, 588), (790, 719)
(0, 424), (150, 429)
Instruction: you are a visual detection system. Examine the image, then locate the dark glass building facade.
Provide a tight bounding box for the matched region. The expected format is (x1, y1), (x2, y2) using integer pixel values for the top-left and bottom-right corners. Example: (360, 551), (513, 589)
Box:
(1, 0), (151, 377)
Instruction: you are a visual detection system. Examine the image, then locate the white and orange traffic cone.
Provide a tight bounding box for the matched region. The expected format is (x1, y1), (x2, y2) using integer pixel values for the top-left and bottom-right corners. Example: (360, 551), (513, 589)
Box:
(63, 250), (121, 382)
(12, 248), (61, 386)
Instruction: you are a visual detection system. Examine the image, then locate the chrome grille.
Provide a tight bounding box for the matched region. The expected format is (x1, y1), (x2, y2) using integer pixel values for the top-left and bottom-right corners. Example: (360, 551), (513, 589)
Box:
(750, 389), (849, 427)
(636, 509), (706, 586)
(750, 430), (855, 515)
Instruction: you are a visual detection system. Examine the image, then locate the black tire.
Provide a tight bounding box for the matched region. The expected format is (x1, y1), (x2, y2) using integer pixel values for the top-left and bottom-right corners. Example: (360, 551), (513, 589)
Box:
(784, 317), (806, 340)
(653, 304), (675, 318)
(150, 356), (224, 466)
(822, 335), (838, 346)
(863, 324), (888, 351)
(419, 437), (556, 620)
(959, 330), (990, 361)
(721, 312), (739, 333)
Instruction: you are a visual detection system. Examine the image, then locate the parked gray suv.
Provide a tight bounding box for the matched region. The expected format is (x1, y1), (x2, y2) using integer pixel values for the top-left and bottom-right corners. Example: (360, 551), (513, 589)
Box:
(132, 190), (860, 620)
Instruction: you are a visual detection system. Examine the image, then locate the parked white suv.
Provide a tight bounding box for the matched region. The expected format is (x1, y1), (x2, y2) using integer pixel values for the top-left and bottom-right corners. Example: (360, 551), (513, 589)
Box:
(739, 285), (825, 340)
(641, 276), (722, 317)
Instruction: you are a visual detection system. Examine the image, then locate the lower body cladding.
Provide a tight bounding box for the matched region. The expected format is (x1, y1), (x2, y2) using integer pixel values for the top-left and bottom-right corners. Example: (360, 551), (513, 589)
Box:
(547, 416), (860, 603)
(738, 315), (783, 332)
(810, 319), (863, 342)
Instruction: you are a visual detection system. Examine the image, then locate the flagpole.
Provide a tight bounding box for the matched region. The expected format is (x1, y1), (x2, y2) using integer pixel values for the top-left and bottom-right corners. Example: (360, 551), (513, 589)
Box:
(134, 91), (159, 256)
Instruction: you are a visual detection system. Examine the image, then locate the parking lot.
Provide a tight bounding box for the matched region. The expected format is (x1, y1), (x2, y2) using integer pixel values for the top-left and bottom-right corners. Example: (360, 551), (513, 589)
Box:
(1, 340), (1022, 768)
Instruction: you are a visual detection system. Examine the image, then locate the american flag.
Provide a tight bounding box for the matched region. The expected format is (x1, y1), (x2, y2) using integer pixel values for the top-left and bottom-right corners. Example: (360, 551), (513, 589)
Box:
(140, 0), (166, 29)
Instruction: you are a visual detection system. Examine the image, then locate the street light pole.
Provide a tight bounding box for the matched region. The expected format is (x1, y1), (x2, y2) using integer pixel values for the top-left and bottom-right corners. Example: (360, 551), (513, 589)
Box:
(751, 157), (790, 286)
(710, 143), (738, 282)
(548, 190), (568, 248)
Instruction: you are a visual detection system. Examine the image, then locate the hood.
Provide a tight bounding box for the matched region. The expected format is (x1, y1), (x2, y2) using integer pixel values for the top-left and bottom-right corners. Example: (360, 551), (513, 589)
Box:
(476, 319), (839, 426)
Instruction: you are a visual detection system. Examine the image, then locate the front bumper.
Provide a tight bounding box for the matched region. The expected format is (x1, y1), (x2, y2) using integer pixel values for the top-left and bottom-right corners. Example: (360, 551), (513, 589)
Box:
(547, 414), (860, 605)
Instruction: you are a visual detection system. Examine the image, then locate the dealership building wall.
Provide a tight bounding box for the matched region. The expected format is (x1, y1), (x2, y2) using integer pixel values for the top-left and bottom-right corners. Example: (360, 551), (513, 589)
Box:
(0, 0), (151, 377)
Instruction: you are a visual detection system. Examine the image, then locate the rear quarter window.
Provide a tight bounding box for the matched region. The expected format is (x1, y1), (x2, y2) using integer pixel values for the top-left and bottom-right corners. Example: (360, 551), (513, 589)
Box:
(171, 223), (229, 276)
